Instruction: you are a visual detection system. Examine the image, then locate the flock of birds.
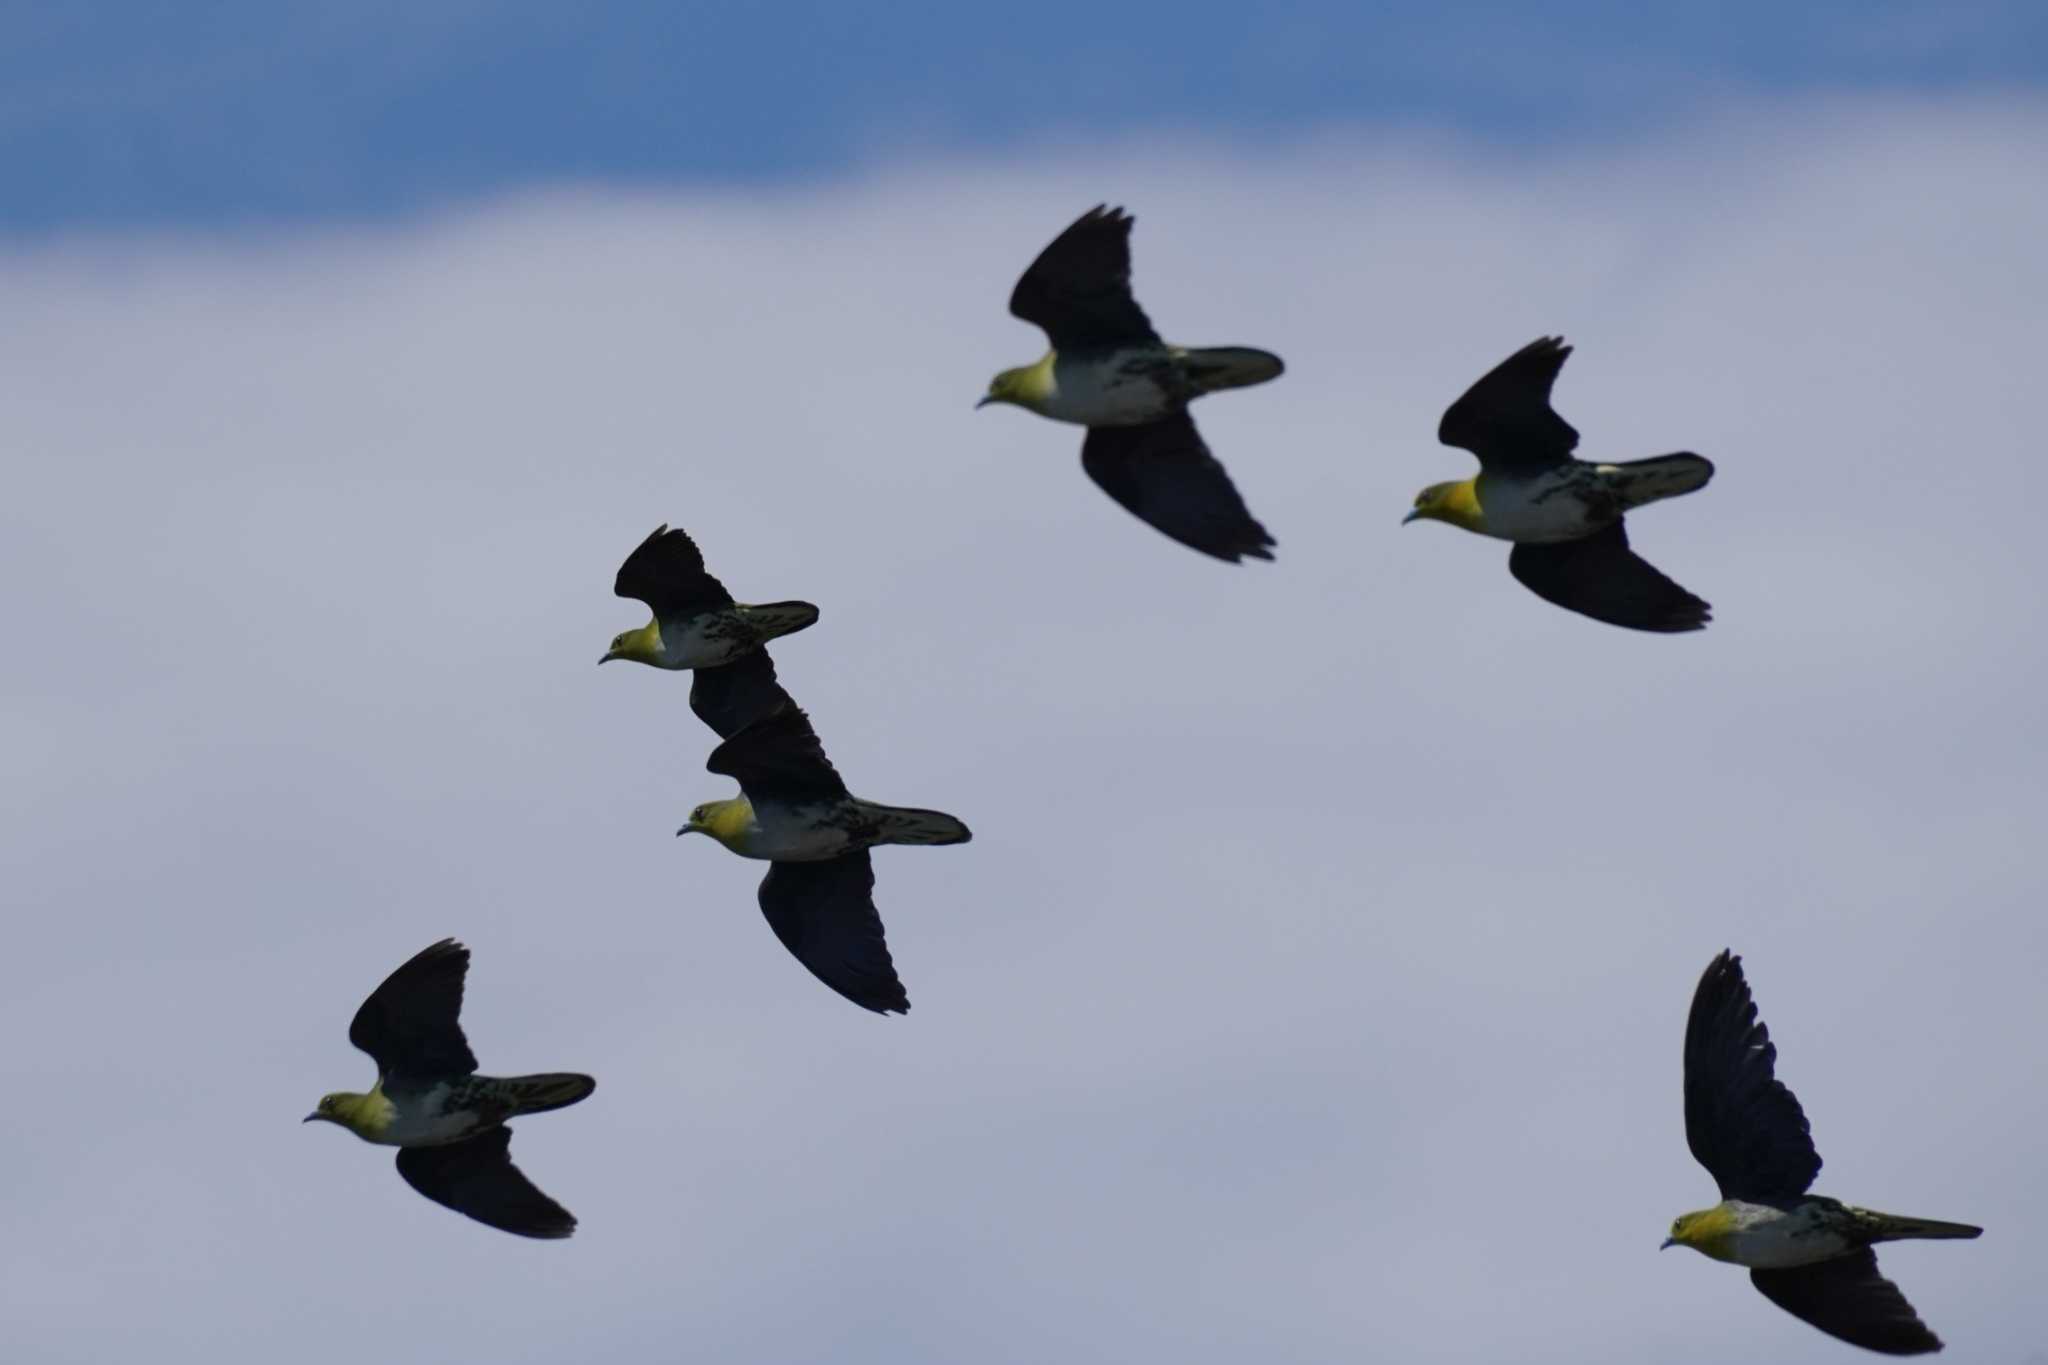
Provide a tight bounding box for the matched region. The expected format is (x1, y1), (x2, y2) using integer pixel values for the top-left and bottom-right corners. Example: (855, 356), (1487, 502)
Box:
(300, 206), (1980, 1355)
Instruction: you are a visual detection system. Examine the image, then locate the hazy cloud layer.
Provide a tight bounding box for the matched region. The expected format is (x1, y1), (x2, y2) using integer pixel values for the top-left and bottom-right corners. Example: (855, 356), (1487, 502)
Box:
(2, 96), (2043, 1363)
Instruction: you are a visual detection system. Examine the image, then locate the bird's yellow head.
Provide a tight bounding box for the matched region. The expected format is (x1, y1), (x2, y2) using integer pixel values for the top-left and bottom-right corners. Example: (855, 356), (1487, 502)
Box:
(677, 796), (754, 847)
(601, 621), (662, 666)
(976, 356), (1054, 412)
(1661, 1206), (1737, 1258)
(303, 1088), (393, 1140)
(1403, 479), (1484, 531)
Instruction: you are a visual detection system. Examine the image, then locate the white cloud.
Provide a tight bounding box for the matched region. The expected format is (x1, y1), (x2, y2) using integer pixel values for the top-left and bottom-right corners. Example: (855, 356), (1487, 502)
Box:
(0, 95), (2042, 1364)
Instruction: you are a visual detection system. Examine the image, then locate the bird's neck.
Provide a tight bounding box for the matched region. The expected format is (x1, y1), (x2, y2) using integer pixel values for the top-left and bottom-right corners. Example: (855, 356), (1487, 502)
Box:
(1434, 479), (1486, 531)
(331, 1084), (397, 1140)
(702, 796), (757, 850)
(622, 621), (665, 663)
(1010, 353), (1058, 412)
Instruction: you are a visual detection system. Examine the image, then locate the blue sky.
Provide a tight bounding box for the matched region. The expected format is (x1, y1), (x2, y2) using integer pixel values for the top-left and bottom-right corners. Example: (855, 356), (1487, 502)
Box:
(5, 0), (2046, 232)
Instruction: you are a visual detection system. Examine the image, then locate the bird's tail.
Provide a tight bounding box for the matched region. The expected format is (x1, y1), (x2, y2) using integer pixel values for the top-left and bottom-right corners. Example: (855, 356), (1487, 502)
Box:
(1178, 346), (1285, 396)
(1858, 1209), (1983, 1243)
(1602, 452), (1715, 510)
(738, 600), (822, 644)
(497, 1073), (597, 1117)
(855, 801), (973, 847)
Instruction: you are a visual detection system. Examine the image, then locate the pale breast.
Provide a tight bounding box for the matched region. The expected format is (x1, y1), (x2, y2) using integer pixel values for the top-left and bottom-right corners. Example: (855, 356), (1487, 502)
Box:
(1472, 468), (1615, 543)
(661, 613), (756, 669)
(1722, 1202), (1856, 1269)
(737, 802), (860, 861)
(1039, 351), (1179, 427)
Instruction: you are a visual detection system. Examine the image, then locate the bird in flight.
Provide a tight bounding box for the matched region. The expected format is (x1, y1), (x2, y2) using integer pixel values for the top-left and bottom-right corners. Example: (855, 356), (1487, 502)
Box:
(979, 204), (1283, 563)
(679, 705), (970, 1013)
(1665, 949), (1980, 1354)
(602, 523), (815, 738)
(1406, 336), (1713, 631)
(304, 939), (595, 1238)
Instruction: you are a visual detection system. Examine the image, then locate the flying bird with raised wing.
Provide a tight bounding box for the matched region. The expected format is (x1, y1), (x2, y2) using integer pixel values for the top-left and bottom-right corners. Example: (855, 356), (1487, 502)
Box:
(601, 523), (814, 738)
(678, 705), (970, 1014)
(1405, 336), (1714, 631)
(978, 204), (1282, 563)
(1665, 950), (1980, 1354)
(304, 939), (595, 1239)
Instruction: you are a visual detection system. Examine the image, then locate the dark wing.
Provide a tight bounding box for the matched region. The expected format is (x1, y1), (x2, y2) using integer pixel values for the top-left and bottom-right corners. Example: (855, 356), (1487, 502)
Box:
(614, 524), (734, 618)
(349, 939), (478, 1080)
(1008, 205), (1161, 351)
(1682, 950), (1821, 1203)
(1507, 521), (1711, 633)
(758, 853), (908, 1014)
(706, 703), (849, 803)
(690, 651), (797, 741)
(1438, 336), (1581, 474)
(394, 1128), (576, 1239)
(1750, 1250), (1944, 1356)
(1080, 413), (1276, 563)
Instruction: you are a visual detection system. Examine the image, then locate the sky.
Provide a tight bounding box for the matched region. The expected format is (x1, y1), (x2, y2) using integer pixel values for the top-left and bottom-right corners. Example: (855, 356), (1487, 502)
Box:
(3, 9), (2046, 1365)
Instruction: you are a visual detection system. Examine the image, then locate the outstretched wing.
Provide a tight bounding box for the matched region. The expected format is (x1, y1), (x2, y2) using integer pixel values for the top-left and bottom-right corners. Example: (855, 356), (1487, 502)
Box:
(394, 1127), (576, 1239)
(1507, 521), (1711, 633)
(1439, 336), (1580, 474)
(614, 524), (734, 618)
(1009, 205), (1161, 351)
(349, 939), (478, 1080)
(757, 853), (908, 1015)
(1750, 1250), (1944, 1356)
(690, 651), (797, 741)
(1080, 412), (1276, 563)
(1682, 950), (1821, 1203)
(706, 703), (849, 803)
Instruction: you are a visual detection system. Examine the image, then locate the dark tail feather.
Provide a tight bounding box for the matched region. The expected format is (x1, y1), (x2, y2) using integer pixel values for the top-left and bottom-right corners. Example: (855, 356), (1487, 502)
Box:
(1605, 451), (1714, 509)
(503, 1073), (597, 1117)
(1866, 1212), (1982, 1243)
(859, 802), (973, 846)
(1180, 345), (1285, 395)
(741, 600), (821, 642)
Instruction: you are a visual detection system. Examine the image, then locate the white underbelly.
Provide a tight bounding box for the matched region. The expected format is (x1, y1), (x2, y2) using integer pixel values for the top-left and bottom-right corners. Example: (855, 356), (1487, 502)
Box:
(662, 618), (752, 670)
(1723, 1203), (1855, 1269)
(1038, 353), (1175, 427)
(383, 1085), (481, 1147)
(1473, 474), (1606, 543)
(736, 806), (857, 862)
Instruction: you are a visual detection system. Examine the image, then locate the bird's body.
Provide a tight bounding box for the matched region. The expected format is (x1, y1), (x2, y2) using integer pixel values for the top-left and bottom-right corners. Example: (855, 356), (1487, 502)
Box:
(1407, 336), (1714, 631)
(688, 792), (972, 862)
(1427, 456), (1714, 544)
(679, 705), (969, 1014)
(1667, 950), (1980, 1354)
(980, 205), (1281, 563)
(317, 1072), (594, 1148)
(610, 602), (821, 672)
(306, 939), (594, 1238)
(1673, 1198), (1980, 1271)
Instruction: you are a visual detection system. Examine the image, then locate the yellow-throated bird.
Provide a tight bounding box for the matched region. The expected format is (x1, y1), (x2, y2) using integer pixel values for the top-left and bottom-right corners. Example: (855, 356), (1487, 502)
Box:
(978, 205), (1282, 563)
(679, 705), (970, 1013)
(602, 524), (814, 738)
(305, 939), (595, 1239)
(1406, 336), (1713, 631)
(1666, 950), (1980, 1354)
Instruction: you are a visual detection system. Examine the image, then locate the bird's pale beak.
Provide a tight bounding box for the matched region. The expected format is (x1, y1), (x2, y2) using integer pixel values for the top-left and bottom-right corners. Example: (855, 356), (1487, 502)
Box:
(303, 1112), (322, 1123)
(676, 825), (696, 838)
(974, 395), (994, 410)
(1659, 1238), (1676, 1250)
(598, 652), (614, 664)
(1401, 510), (1423, 526)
